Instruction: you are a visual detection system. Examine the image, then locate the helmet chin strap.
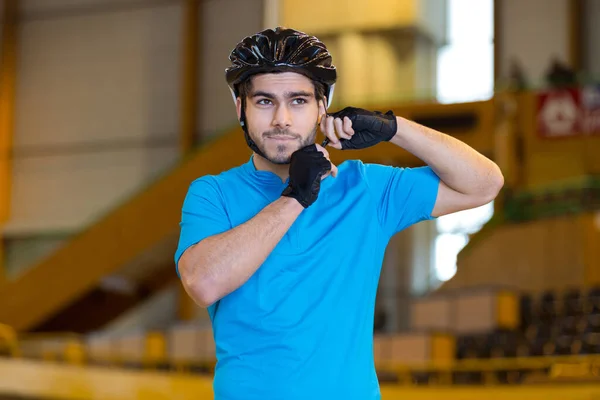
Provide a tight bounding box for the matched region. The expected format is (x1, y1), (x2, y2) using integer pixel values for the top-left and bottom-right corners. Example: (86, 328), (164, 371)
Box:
(239, 104), (270, 160)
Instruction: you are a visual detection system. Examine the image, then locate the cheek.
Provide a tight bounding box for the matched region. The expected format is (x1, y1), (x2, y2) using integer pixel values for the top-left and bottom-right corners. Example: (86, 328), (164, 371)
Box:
(292, 107), (318, 128)
(245, 109), (271, 132)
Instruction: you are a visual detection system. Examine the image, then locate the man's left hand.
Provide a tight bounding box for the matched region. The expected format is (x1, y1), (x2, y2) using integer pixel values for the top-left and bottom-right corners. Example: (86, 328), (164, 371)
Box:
(320, 107), (398, 150)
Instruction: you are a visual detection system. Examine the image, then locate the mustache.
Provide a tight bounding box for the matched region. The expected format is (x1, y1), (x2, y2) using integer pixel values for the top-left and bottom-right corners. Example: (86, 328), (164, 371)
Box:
(263, 129), (300, 139)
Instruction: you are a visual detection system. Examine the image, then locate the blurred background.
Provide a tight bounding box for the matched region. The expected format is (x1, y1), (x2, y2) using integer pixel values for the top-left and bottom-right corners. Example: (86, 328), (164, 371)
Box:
(0, 0), (599, 398)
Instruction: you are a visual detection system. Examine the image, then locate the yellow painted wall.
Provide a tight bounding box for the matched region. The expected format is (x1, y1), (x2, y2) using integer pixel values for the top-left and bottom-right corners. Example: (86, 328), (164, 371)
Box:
(450, 213), (598, 293)
(315, 32), (421, 107)
(337, 33), (370, 104)
(281, 1), (437, 105)
(281, 0), (417, 35)
(493, 94), (523, 188)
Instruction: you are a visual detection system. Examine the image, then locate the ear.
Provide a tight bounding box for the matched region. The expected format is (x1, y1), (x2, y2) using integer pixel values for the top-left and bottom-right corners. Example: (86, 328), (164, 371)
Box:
(236, 97), (243, 124)
(318, 97), (327, 120)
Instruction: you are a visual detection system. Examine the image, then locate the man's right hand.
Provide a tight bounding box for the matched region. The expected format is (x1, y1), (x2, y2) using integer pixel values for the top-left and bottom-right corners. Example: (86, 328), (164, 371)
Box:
(281, 144), (337, 208)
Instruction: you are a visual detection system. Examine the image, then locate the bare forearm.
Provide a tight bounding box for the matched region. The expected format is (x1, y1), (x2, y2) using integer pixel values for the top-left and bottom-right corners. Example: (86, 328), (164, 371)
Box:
(391, 116), (503, 196)
(179, 196), (303, 306)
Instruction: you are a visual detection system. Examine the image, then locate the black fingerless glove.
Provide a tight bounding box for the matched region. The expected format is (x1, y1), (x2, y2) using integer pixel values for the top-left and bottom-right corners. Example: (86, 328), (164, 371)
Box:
(281, 145), (331, 208)
(328, 107), (397, 150)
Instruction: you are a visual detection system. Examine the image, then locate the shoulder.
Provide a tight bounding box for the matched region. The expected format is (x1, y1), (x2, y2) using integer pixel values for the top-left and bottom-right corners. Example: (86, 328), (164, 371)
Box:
(331, 159), (398, 187)
(359, 161), (437, 180)
(189, 164), (246, 189)
(336, 159), (396, 182)
(185, 164), (247, 199)
(339, 160), (439, 189)
(337, 159), (403, 175)
(336, 159), (368, 177)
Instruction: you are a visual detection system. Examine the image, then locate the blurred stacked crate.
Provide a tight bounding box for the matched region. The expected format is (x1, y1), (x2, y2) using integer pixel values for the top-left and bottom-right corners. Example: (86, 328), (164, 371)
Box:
(373, 331), (455, 384)
(373, 286), (519, 384)
(82, 323), (215, 370)
(516, 286), (600, 358)
(167, 322), (215, 372)
(432, 285), (600, 384)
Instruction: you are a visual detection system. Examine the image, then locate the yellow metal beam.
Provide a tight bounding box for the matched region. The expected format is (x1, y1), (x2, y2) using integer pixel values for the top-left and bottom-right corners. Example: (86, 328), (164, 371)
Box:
(178, 0), (201, 318)
(180, 0), (200, 154)
(0, 0), (19, 281)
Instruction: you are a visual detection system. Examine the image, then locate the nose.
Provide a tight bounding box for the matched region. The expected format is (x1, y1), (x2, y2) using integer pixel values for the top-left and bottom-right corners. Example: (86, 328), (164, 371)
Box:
(272, 104), (292, 129)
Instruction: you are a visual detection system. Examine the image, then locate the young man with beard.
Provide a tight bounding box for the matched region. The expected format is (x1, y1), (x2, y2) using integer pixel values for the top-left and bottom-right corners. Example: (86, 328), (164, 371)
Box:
(175, 27), (504, 400)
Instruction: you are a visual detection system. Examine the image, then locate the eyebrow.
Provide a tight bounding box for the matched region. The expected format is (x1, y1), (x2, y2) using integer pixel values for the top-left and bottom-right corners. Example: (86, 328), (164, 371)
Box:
(250, 90), (314, 99)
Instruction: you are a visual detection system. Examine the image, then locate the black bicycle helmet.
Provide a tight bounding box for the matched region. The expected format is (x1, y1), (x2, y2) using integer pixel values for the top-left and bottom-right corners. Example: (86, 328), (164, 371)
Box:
(226, 27), (337, 107)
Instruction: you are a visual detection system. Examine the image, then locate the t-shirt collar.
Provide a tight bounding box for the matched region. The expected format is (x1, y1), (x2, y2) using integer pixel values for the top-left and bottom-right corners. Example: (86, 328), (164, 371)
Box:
(242, 155), (289, 185)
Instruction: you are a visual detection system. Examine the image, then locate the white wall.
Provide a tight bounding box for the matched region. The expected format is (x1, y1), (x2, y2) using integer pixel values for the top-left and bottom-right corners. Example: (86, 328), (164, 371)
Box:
(2, 0), (265, 275)
(20, 0), (158, 14)
(6, 0), (265, 235)
(583, 0), (600, 79)
(7, 0), (183, 234)
(499, 0), (569, 85)
(199, 0), (264, 139)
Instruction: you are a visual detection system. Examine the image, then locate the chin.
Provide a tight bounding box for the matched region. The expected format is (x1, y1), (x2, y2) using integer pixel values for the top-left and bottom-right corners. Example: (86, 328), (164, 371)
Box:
(267, 152), (293, 165)
(264, 144), (300, 165)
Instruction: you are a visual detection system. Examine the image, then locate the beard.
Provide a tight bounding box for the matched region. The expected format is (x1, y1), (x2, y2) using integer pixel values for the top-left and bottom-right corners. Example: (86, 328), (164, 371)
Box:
(250, 123), (318, 165)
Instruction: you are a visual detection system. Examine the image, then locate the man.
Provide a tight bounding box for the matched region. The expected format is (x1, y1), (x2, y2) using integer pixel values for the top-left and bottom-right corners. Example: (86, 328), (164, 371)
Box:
(175, 27), (503, 400)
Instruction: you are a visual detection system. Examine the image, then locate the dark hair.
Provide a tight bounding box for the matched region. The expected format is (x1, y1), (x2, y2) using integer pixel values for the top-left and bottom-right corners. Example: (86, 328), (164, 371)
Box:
(237, 73), (327, 106)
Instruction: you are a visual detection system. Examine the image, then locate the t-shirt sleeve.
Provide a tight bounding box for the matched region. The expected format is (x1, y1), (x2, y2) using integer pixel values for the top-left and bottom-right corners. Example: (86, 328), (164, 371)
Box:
(174, 176), (231, 277)
(361, 162), (441, 237)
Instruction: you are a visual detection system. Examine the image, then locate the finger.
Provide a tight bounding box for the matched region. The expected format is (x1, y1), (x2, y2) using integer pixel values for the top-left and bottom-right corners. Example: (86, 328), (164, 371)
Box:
(343, 116), (354, 135)
(330, 161), (338, 178)
(334, 118), (352, 140)
(324, 115), (335, 140)
(314, 143), (330, 159)
(315, 146), (337, 179)
(319, 114), (328, 137)
(319, 159), (331, 180)
(324, 116), (342, 149)
(320, 161), (337, 180)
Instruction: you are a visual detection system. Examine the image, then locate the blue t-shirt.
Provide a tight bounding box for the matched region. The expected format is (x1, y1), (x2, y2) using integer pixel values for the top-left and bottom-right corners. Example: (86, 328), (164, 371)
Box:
(175, 156), (440, 400)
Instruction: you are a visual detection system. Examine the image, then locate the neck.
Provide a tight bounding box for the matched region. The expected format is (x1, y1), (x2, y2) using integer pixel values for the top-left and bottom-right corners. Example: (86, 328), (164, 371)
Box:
(252, 153), (289, 183)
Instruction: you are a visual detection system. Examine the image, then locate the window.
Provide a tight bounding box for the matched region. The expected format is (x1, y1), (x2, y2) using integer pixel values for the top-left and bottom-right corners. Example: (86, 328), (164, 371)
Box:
(436, 0), (494, 103)
(434, 202), (494, 282)
(432, 0), (495, 283)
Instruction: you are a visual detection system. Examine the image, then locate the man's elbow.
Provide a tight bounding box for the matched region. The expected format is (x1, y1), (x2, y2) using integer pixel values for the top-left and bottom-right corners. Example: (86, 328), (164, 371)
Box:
(179, 264), (219, 308)
(484, 166), (505, 202)
(183, 277), (219, 308)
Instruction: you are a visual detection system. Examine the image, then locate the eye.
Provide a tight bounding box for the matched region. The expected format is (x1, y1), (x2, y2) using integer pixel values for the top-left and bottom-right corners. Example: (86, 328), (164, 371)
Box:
(256, 99), (272, 105)
(292, 98), (307, 105)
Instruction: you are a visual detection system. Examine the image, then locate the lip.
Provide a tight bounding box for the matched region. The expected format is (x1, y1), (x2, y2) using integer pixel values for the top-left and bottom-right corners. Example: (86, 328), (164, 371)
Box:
(266, 136), (297, 141)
